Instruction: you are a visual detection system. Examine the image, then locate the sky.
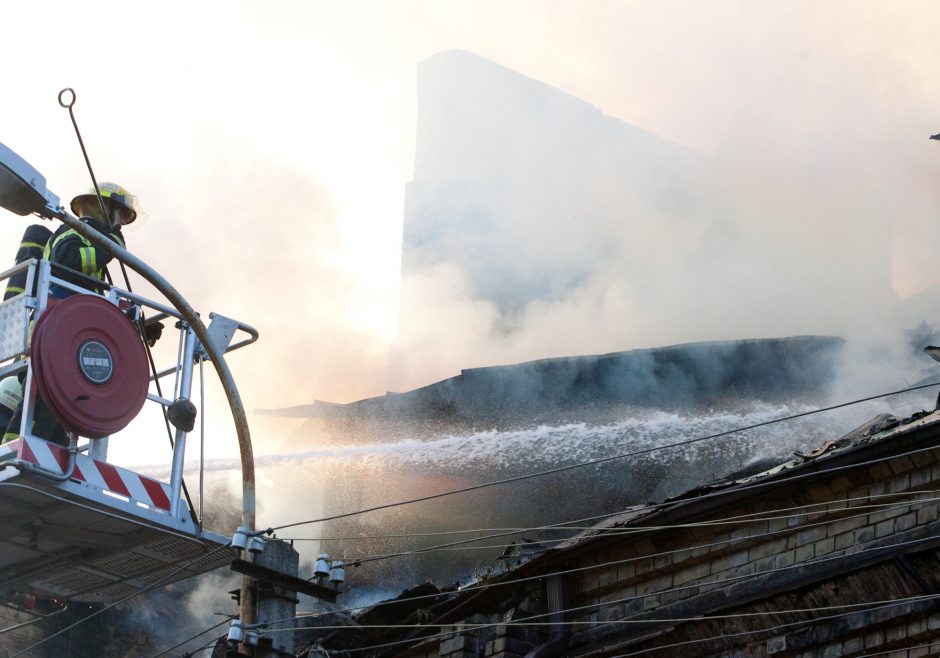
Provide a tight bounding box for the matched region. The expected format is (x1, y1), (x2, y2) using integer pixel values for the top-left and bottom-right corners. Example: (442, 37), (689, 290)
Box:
(3, 1), (940, 469)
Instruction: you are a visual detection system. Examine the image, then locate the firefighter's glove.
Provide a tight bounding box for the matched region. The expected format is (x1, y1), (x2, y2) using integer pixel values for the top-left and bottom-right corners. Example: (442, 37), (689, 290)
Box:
(143, 321), (164, 347)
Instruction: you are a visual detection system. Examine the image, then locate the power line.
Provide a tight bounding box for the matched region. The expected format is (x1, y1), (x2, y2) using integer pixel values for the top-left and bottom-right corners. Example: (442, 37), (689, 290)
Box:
(327, 433), (940, 565)
(217, 387), (936, 654)
(9, 542), (231, 658)
(281, 591), (940, 629)
(288, 593), (940, 655)
(256, 524), (938, 655)
(149, 615), (232, 658)
(130, 385), (934, 654)
(274, 493), (938, 635)
(857, 640), (940, 658)
(297, 493), (935, 620)
(282, 487), (940, 546)
(606, 596), (940, 658)
(342, 545), (940, 656)
(339, 492), (940, 565)
(270, 489), (940, 573)
(281, 527), (552, 541)
(0, 481), (212, 559)
(333, 530), (939, 634)
(270, 380), (940, 532)
(0, 602), (69, 636)
(278, 507), (650, 553)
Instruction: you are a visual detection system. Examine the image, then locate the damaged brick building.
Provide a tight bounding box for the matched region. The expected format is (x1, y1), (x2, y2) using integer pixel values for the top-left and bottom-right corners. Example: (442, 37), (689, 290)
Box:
(310, 407), (940, 658)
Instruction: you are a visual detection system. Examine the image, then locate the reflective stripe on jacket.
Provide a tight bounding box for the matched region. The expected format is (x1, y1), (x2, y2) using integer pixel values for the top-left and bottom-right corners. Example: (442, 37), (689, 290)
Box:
(43, 217), (125, 285)
(4, 224), (53, 300)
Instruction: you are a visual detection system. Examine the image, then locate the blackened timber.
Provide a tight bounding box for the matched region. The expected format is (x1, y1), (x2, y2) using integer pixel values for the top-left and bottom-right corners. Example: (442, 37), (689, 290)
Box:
(230, 559), (338, 603)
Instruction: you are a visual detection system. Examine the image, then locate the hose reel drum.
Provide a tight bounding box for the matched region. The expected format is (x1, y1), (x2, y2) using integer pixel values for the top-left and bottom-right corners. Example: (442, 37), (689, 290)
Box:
(30, 295), (149, 438)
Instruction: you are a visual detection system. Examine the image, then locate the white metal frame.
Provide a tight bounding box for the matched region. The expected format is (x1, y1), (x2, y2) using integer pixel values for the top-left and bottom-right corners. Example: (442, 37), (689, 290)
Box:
(0, 256), (257, 535)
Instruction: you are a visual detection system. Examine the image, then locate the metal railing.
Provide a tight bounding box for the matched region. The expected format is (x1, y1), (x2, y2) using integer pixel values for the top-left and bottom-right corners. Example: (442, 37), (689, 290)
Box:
(0, 256), (258, 523)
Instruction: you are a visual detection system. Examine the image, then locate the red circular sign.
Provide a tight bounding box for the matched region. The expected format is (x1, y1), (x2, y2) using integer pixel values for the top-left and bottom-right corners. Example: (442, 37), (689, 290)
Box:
(31, 295), (149, 438)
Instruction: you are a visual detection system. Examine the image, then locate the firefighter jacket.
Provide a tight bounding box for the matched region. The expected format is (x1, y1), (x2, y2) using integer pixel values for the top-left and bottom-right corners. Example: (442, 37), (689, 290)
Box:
(4, 224), (53, 300)
(43, 217), (125, 290)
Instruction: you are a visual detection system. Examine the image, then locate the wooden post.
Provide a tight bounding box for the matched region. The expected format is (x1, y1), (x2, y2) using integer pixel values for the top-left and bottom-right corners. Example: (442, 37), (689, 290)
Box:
(253, 540), (300, 657)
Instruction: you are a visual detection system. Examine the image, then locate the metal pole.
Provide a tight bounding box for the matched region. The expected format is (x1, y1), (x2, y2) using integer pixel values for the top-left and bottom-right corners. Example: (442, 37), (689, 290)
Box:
(57, 88), (137, 293)
(168, 325), (197, 519)
(19, 259), (51, 440)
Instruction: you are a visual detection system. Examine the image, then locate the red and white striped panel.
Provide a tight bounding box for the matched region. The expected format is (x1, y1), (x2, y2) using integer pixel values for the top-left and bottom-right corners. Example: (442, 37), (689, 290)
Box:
(0, 437), (171, 512)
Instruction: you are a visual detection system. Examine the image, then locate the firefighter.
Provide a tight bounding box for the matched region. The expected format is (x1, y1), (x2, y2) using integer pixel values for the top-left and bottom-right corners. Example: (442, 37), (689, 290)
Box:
(48, 182), (162, 344)
(0, 376), (22, 437)
(2, 183), (160, 444)
(45, 181), (139, 295)
(3, 224), (52, 300)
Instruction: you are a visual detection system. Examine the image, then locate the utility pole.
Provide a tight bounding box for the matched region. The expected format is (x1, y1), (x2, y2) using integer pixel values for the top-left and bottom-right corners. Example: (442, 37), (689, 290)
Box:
(250, 540), (300, 657)
(229, 538), (341, 656)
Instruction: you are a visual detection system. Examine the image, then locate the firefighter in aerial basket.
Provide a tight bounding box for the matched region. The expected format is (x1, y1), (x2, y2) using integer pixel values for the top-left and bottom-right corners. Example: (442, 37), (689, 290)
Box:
(48, 182), (141, 296)
(1, 183), (162, 445)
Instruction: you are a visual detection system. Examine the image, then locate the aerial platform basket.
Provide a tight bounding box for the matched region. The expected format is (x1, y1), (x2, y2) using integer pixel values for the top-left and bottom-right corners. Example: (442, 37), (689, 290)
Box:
(0, 140), (258, 607)
(0, 257), (256, 603)
(0, 436), (231, 603)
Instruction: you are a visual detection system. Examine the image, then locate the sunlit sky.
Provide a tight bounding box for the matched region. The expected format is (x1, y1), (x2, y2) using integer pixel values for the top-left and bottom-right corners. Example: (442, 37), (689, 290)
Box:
(3, 1), (940, 467)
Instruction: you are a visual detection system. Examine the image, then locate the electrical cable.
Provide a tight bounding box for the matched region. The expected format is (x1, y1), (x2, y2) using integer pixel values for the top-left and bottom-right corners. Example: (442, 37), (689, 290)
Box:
(279, 507), (646, 546)
(605, 595), (940, 658)
(285, 591), (940, 629)
(278, 488), (940, 561)
(122, 387), (936, 654)
(167, 387), (939, 655)
(138, 516), (940, 658)
(277, 593), (940, 655)
(0, 602), (68, 636)
(857, 641), (940, 658)
(134, 576), (940, 658)
(185, 642), (222, 657)
(8, 542), (231, 658)
(277, 493), (939, 632)
(149, 615), (232, 658)
(0, 482), (217, 592)
(303, 437), (940, 567)
(260, 529), (936, 655)
(270, 380), (940, 533)
(338, 492), (940, 564)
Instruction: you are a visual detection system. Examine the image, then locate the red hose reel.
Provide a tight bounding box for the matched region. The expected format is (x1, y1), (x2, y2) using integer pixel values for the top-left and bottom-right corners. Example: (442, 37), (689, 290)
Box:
(30, 295), (149, 438)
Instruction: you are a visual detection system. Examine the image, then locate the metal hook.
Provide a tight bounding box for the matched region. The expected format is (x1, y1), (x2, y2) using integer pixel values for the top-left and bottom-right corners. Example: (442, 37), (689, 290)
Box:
(57, 88), (76, 110)
(55, 85), (137, 297)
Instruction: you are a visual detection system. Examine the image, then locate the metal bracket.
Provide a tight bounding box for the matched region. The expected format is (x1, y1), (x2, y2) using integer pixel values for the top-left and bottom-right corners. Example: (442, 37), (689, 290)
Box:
(197, 313), (240, 361)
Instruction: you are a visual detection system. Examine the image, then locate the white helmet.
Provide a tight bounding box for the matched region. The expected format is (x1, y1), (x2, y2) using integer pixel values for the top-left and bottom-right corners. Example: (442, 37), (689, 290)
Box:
(0, 376), (22, 413)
